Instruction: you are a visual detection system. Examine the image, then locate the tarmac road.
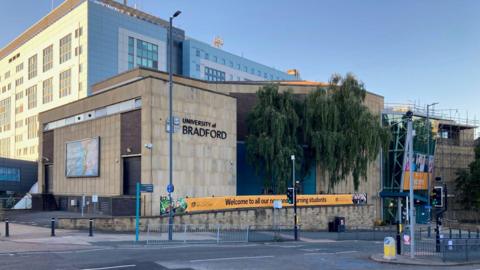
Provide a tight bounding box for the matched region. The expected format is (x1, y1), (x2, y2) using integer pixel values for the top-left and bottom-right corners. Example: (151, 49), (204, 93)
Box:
(1, 240), (480, 270)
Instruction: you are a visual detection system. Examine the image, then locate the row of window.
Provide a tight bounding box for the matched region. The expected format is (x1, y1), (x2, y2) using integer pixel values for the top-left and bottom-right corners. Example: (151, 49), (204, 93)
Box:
(128, 37), (159, 70)
(194, 48), (281, 80)
(204, 67), (225, 82)
(13, 69), (72, 113)
(0, 26), (82, 85)
(15, 146), (37, 157)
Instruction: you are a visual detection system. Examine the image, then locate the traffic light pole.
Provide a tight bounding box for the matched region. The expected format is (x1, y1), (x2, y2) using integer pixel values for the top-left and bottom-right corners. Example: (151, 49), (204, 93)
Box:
(435, 184), (448, 252)
(291, 155), (298, 241)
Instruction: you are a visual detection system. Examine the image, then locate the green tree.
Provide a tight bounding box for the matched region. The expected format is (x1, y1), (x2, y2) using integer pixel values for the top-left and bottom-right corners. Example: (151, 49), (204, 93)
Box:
(245, 84), (303, 193)
(304, 73), (390, 191)
(455, 144), (480, 209)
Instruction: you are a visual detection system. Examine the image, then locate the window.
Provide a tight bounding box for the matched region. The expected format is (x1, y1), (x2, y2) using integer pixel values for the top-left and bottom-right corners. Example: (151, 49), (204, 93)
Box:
(15, 135), (22, 143)
(221, 59), (226, 65)
(7, 83), (11, 91)
(1, 86), (6, 93)
(15, 91), (23, 100)
(0, 138), (10, 157)
(204, 53), (209, 60)
(229, 61), (233, 67)
(74, 46), (82, 56)
(79, 63), (83, 73)
(26, 115), (38, 139)
(16, 63), (23, 73)
(257, 70), (261, 76)
(195, 49), (200, 57)
(196, 64), (200, 71)
(29, 146), (36, 155)
(15, 120), (23, 128)
(136, 39), (158, 69)
(204, 67), (225, 81)
(15, 104), (23, 114)
(59, 69), (71, 97)
(15, 77), (23, 87)
(128, 37), (134, 69)
(4, 71), (10, 79)
(75, 27), (83, 38)
(43, 45), (53, 72)
(251, 68), (255, 74)
(26, 85), (37, 109)
(236, 64), (240, 70)
(59, 34), (72, 64)
(28, 54), (37, 79)
(243, 66), (248, 72)
(42, 78), (53, 104)
(0, 98), (11, 129)
(213, 56), (217, 62)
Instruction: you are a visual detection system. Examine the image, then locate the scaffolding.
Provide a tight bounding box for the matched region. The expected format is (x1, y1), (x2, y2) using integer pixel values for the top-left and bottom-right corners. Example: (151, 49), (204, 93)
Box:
(381, 103), (478, 224)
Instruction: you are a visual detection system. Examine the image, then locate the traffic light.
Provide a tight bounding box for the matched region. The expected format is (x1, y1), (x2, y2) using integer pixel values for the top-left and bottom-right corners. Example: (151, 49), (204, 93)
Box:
(432, 186), (443, 207)
(287, 187), (294, 204)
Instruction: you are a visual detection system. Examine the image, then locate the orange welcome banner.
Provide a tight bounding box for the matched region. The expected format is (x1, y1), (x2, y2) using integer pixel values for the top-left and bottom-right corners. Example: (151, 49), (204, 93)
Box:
(185, 194), (357, 212)
(402, 172), (431, 190)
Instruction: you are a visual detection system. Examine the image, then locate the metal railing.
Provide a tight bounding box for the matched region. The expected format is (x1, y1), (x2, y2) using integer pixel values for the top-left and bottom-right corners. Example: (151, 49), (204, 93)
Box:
(145, 224), (298, 245)
(401, 226), (480, 262)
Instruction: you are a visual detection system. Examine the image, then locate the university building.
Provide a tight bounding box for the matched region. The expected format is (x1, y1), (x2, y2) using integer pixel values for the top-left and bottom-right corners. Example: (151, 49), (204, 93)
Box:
(36, 68), (384, 216)
(0, 0), (296, 161)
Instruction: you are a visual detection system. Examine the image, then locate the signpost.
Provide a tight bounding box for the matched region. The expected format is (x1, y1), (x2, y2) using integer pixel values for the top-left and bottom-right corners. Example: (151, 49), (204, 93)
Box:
(135, 182), (154, 242)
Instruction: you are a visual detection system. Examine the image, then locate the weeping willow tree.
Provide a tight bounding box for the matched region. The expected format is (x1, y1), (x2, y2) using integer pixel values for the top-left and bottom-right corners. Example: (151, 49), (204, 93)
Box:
(305, 73), (390, 191)
(245, 84), (303, 193)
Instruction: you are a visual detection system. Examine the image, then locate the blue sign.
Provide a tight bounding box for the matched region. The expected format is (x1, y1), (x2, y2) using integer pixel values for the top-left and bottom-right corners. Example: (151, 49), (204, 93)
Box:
(140, 184), (154, 193)
(167, 184), (174, 193)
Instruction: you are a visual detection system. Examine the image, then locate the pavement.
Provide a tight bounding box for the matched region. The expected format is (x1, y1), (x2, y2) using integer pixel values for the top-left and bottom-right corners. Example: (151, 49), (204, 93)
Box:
(371, 253), (480, 266)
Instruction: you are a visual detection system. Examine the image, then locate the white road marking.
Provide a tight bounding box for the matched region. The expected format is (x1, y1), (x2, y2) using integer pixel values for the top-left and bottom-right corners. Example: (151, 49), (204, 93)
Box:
(190, 255), (275, 263)
(304, 250), (358, 256)
(81, 265), (136, 270)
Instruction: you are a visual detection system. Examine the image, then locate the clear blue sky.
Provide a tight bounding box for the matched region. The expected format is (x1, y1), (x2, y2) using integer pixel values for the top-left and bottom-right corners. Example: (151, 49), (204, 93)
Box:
(1, 0), (479, 126)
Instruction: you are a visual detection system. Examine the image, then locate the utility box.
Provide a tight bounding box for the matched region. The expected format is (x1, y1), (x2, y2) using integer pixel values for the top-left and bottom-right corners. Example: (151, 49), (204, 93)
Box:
(383, 237), (396, 259)
(334, 216), (346, 232)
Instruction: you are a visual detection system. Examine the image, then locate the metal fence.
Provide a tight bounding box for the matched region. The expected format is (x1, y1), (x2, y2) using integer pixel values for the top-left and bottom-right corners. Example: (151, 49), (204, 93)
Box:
(145, 224), (298, 245)
(0, 197), (29, 210)
(401, 226), (480, 262)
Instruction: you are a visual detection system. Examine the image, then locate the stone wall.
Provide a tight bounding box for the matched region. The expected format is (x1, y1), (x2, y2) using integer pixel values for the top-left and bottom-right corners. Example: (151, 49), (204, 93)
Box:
(57, 204), (375, 232)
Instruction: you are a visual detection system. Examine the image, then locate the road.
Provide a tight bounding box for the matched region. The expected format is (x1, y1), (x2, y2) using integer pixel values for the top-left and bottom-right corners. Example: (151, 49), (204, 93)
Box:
(1, 240), (480, 270)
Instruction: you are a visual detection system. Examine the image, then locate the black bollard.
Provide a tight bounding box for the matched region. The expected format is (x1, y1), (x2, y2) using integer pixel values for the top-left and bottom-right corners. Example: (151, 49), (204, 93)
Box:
(449, 228), (452, 239)
(51, 218), (55, 237)
(396, 222), (401, 255)
(89, 219), (93, 237)
(477, 228), (479, 239)
(5, 218), (9, 237)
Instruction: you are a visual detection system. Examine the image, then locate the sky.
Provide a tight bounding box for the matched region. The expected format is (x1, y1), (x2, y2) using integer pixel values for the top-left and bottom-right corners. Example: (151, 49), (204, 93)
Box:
(1, 0), (479, 127)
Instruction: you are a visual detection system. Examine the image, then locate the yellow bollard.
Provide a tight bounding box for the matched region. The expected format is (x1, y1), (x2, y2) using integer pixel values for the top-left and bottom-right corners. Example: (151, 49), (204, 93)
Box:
(383, 237), (396, 259)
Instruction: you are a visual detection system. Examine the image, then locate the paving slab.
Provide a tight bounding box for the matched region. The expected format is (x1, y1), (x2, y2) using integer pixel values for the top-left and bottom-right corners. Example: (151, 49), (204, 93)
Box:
(370, 253), (480, 266)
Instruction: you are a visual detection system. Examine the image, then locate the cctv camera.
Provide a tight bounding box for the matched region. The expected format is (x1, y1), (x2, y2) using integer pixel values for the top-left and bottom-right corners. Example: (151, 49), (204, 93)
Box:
(144, 143), (153, 149)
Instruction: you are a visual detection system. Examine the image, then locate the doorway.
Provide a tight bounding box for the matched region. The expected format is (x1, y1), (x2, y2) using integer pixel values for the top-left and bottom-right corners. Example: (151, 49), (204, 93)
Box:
(123, 156), (141, 195)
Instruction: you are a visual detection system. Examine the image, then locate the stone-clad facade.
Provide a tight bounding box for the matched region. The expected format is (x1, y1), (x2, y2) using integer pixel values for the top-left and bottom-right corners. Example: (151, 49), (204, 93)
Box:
(37, 68), (236, 215)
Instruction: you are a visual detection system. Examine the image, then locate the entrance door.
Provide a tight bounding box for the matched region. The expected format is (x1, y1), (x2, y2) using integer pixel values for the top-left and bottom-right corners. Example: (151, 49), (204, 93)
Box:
(123, 156), (141, 195)
(44, 165), (53, 193)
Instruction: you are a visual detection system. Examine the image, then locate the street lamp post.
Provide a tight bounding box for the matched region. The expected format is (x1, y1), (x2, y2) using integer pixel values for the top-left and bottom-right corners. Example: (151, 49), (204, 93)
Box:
(291, 155), (298, 241)
(426, 102), (438, 210)
(168, 10), (181, 241)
